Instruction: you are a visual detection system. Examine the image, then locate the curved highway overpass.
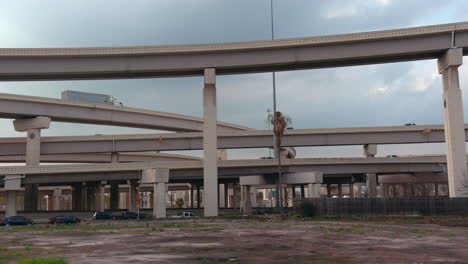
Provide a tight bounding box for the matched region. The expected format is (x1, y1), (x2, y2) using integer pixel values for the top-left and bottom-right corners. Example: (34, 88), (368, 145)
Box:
(0, 93), (250, 132)
(0, 22), (466, 81)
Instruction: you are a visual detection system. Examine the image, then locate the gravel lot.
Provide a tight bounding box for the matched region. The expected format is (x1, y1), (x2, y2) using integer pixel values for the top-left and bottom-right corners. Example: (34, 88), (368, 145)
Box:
(0, 215), (467, 263)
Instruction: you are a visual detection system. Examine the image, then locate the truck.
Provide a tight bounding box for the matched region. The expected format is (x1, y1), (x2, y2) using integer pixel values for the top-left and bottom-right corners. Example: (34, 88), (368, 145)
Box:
(61, 90), (114, 105)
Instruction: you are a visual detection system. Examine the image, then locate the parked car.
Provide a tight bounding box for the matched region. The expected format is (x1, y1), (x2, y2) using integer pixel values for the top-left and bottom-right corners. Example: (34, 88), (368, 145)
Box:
(171, 212), (195, 218)
(93, 212), (113, 220)
(0, 216), (33, 226)
(48, 216), (80, 224)
(112, 211), (151, 220)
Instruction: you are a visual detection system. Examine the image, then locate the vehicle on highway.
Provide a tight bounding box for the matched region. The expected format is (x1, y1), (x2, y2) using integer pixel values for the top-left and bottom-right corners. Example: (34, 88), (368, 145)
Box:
(93, 212), (113, 220)
(48, 216), (80, 224)
(112, 211), (152, 220)
(0, 216), (34, 226)
(170, 212), (195, 218)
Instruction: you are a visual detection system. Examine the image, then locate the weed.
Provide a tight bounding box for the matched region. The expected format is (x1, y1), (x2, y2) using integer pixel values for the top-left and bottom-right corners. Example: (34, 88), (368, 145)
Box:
(18, 257), (67, 264)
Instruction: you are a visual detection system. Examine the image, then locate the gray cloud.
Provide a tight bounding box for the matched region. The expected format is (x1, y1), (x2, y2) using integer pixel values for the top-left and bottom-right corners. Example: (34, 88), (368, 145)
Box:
(0, 0), (467, 159)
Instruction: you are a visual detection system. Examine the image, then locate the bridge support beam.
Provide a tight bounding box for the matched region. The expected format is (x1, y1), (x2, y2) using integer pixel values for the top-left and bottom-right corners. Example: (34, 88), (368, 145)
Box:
(364, 144), (378, 198)
(14, 116), (51, 212)
(5, 175), (21, 217)
(128, 180), (138, 212)
(438, 48), (468, 197)
(142, 168), (169, 219)
(203, 68), (218, 216)
(240, 185), (253, 214)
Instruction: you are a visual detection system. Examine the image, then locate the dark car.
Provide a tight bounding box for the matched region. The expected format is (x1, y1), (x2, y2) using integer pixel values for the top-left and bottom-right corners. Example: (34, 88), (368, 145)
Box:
(0, 216), (33, 226)
(48, 216), (80, 224)
(93, 212), (113, 220)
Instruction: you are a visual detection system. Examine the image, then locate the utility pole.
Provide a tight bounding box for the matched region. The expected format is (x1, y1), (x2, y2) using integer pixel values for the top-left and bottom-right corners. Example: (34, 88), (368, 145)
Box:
(270, 0), (282, 212)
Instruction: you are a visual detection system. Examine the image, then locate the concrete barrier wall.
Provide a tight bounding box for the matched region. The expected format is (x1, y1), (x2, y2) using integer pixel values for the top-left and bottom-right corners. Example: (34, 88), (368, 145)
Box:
(296, 198), (468, 216)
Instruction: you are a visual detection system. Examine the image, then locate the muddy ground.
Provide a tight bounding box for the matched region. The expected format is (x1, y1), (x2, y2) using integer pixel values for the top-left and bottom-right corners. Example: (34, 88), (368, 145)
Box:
(0, 215), (467, 264)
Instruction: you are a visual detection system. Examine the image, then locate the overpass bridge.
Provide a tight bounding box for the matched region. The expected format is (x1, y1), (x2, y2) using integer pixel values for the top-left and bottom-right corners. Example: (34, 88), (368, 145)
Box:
(0, 93), (249, 133)
(1, 22), (468, 216)
(0, 124), (465, 155)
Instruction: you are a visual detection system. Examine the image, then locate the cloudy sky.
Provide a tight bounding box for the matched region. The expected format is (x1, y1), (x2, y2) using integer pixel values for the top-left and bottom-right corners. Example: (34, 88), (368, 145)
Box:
(0, 0), (467, 159)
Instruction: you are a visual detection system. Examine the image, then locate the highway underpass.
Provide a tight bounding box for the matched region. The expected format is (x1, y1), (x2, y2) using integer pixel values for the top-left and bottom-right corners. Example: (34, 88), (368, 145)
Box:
(1, 21), (468, 217)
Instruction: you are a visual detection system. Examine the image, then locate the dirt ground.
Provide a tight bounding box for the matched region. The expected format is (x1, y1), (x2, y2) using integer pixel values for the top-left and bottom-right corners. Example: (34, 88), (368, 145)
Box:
(1, 215), (468, 264)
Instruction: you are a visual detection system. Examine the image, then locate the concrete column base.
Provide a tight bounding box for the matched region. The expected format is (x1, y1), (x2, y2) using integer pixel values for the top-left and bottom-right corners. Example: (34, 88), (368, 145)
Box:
(6, 191), (17, 217)
(153, 183), (167, 219)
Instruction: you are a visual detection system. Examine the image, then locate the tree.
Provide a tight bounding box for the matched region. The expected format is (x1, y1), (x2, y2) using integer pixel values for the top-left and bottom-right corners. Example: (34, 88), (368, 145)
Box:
(270, 111), (292, 213)
(175, 198), (184, 208)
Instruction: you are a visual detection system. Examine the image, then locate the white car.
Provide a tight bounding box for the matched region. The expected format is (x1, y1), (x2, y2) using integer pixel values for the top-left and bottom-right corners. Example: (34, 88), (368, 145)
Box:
(170, 212), (195, 218)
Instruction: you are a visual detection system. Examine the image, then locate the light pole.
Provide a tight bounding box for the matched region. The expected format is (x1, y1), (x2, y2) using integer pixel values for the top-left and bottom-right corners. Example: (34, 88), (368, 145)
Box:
(269, 0), (282, 212)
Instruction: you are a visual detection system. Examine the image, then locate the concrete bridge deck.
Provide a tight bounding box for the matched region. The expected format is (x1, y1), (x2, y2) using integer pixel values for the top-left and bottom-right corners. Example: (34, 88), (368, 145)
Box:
(0, 124), (464, 155)
(0, 22), (467, 80)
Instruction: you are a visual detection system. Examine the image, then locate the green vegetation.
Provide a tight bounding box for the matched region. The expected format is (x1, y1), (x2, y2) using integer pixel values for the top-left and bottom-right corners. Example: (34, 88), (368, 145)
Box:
(18, 257), (67, 264)
(298, 201), (318, 217)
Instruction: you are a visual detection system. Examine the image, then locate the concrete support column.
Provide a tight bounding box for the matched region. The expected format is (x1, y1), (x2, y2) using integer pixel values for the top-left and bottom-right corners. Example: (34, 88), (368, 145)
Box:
(97, 181), (106, 211)
(142, 168), (169, 219)
(196, 185), (201, 208)
(53, 188), (61, 211)
(240, 185), (252, 214)
(153, 182), (167, 218)
(438, 48), (468, 197)
(14, 116), (51, 212)
(363, 144), (378, 198)
(128, 180), (138, 212)
(190, 185), (194, 208)
(203, 68), (218, 216)
(5, 175), (21, 217)
(224, 184), (229, 208)
(110, 182), (119, 210)
(72, 183), (84, 211)
(307, 184), (321, 198)
(6, 191), (17, 217)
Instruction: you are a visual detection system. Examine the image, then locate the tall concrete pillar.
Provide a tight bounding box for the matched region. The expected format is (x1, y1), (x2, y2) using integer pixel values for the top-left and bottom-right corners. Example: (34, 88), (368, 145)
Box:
(72, 183), (84, 211)
(110, 182), (119, 210)
(307, 184), (321, 198)
(196, 185), (201, 208)
(53, 188), (61, 211)
(438, 48), (468, 197)
(5, 175), (21, 217)
(153, 182), (167, 218)
(240, 185), (252, 214)
(203, 68), (218, 216)
(190, 185), (194, 209)
(363, 144), (378, 198)
(224, 183), (229, 208)
(127, 180), (138, 212)
(14, 116), (51, 212)
(97, 181), (106, 211)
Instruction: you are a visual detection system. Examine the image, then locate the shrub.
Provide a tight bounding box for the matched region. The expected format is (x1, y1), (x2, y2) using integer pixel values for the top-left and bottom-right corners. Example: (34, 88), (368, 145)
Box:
(298, 200), (318, 217)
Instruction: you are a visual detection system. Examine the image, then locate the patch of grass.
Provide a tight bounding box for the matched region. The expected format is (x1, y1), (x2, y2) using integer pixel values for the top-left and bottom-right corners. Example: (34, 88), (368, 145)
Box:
(158, 227), (164, 232)
(192, 224), (209, 228)
(18, 257), (67, 264)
